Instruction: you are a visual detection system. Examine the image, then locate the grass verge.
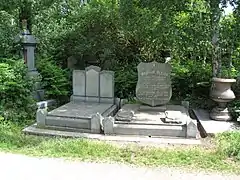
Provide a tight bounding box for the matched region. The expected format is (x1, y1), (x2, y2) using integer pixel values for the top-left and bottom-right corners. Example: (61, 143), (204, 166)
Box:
(0, 122), (240, 174)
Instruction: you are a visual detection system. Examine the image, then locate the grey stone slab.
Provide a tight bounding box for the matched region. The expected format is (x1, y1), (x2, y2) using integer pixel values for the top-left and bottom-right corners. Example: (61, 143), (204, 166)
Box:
(115, 104), (188, 125)
(23, 123), (202, 145)
(103, 117), (114, 134)
(100, 71), (114, 98)
(73, 70), (85, 96)
(113, 124), (186, 137)
(139, 105), (166, 112)
(85, 97), (100, 102)
(71, 95), (86, 102)
(186, 120), (198, 138)
(136, 62), (172, 106)
(193, 109), (240, 135)
(86, 67), (100, 97)
(91, 113), (103, 133)
(48, 102), (113, 119)
(26, 46), (36, 71)
(100, 97), (114, 104)
(46, 116), (90, 129)
(86, 65), (101, 72)
(36, 109), (47, 127)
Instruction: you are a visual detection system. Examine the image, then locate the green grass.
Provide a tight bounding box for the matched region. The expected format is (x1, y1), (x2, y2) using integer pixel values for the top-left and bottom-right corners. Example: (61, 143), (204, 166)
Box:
(0, 122), (240, 174)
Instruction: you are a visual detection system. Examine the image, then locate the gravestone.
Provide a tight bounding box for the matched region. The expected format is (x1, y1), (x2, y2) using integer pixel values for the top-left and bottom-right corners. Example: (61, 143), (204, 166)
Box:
(33, 66), (118, 133)
(136, 62), (172, 106)
(71, 66), (115, 103)
(107, 61), (198, 138)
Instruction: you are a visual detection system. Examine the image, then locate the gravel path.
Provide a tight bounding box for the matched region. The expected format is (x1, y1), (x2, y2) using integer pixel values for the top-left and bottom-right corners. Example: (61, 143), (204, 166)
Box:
(0, 152), (239, 180)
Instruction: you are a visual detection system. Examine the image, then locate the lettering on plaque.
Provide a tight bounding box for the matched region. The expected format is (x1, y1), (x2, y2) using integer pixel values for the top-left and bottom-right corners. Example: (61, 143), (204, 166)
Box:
(136, 61), (172, 106)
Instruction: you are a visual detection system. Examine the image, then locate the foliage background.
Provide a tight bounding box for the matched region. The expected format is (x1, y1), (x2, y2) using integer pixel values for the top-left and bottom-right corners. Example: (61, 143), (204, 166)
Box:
(0, 0), (240, 120)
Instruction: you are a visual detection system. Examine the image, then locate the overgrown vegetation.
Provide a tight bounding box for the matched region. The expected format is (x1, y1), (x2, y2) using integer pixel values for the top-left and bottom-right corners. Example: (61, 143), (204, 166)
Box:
(36, 57), (70, 104)
(0, 58), (36, 123)
(0, 0), (239, 104)
(0, 1), (240, 173)
(0, 122), (240, 173)
(216, 131), (240, 160)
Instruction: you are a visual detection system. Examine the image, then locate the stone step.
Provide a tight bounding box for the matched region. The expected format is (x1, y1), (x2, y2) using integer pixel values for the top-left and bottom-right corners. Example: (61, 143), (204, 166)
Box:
(112, 123), (186, 137)
(115, 119), (184, 126)
(42, 124), (92, 134)
(46, 116), (91, 130)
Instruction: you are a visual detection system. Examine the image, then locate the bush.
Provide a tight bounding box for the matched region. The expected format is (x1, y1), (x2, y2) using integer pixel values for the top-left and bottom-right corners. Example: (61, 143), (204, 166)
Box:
(171, 60), (212, 108)
(0, 58), (36, 124)
(36, 57), (71, 103)
(216, 132), (240, 160)
(114, 62), (138, 100)
(229, 100), (240, 121)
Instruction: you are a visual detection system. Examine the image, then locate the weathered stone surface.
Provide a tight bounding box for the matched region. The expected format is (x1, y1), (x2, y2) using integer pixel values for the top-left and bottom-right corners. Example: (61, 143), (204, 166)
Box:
(116, 108), (135, 122)
(193, 109), (240, 136)
(24, 123), (202, 145)
(113, 124), (186, 137)
(103, 117), (114, 134)
(86, 66), (100, 97)
(48, 102), (113, 119)
(115, 104), (187, 125)
(186, 120), (197, 138)
(44, 102), (117, 132)
(71, 66), (115, 103)
(100, 71), (114, 98)
(91, 113), (103, 133)
(136, 62), (172, 106)
(73, 70), (85, 96)
(36, 108), (47, 127)
(139, 105), (166, 112)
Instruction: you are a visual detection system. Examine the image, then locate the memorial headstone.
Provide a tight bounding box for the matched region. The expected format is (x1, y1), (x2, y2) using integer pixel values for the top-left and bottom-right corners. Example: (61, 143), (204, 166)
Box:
(32, 66), (118, 134)
(136, 62), (172, 106)
(111, 61), (198, 138)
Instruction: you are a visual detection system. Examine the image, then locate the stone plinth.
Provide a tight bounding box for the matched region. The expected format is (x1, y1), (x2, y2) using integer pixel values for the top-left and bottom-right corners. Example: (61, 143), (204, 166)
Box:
(32, 65), (118, 134)
(104, 104), (198, 139)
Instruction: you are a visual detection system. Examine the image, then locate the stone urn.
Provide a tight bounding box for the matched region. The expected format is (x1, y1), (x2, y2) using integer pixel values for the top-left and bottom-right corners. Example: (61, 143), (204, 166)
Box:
(210, 77), (236, 121)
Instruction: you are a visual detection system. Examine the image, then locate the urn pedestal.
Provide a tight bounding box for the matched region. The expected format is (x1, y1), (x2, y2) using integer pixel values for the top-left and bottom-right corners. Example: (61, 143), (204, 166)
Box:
(210, 78), (236, 121)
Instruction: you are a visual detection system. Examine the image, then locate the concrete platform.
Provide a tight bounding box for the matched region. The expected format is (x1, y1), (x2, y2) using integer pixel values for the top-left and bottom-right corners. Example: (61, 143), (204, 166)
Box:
(44, 102), (117, 131)
(110, 104), (198, 138)
(23, 123), (201, 146)
(192, 109), (240, 136)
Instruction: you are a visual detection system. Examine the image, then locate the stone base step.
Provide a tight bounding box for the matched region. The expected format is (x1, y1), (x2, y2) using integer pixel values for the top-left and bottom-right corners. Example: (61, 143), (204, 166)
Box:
(23, 123), (202, 146)
(41, 124), (92, 134)
(115, 120), (184, 126)
(112, 123), (186, 137)
(46, 116), (91, 130)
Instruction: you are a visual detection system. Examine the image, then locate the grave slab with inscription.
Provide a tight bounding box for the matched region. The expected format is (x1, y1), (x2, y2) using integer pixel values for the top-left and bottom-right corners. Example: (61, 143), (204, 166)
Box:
(110, 62), (198, 138)
(136, 62), (172, 106)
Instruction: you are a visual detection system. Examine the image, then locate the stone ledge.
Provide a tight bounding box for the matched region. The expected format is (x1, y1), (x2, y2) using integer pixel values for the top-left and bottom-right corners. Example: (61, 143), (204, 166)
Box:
(192, 109), (240, 136)
(23, 123), (202, 146)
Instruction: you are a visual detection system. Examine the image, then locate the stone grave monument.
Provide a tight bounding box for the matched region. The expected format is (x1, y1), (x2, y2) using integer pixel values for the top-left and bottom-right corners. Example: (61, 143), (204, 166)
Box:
(33, 65), (118, 133)
(102, 61), (198, 138)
